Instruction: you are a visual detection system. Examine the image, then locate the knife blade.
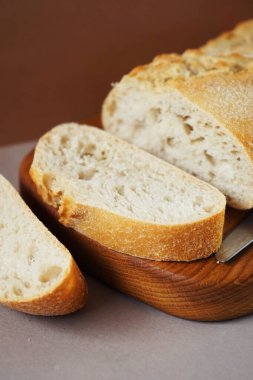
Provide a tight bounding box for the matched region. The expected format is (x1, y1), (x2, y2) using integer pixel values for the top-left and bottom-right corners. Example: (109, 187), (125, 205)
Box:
(215, 212), (253, 263)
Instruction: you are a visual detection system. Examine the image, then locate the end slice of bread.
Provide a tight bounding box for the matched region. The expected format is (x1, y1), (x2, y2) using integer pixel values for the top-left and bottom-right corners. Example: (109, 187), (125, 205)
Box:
(0, 174), (87, 316)
(30, 123), (225, 262)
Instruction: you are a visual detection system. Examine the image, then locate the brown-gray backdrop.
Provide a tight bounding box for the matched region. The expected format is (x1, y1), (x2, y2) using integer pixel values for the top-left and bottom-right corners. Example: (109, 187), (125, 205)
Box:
(1, 0), (253, 145)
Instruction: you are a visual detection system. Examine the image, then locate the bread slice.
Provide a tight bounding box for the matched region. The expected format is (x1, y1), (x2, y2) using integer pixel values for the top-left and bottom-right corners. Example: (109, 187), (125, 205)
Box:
(200, 19), (253, 57)
(30, 123), (225, 262)
(102, 50), (253, 209)
(0, 174), (87, 316)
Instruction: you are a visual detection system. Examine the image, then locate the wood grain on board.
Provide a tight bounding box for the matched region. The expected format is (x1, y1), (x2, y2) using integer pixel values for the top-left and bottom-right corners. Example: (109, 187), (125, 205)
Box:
(19, 151), (253, 321)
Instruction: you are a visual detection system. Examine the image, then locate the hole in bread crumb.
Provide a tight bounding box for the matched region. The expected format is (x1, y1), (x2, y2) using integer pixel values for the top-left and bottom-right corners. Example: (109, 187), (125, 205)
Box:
(208, 171), (215, 179)
(84, 143), (96, 156)
(0, 223), (4, 229)
(150, 108), (161, 122)
(133, 120), (144, 130)
(78, 168), (96, 180)
(194, 196), (203, 206)
(96, 150), (108, 161)
(164, 195), (172, 202)
(190, 137), (205, 144)
(216, 131), (225, 137)
(166, 137), (175, 146)
(24, 281), (31, 288)
(27, 253), (35, 265)
(13, 286), (23, 297)
(118, 170), (127, 177)
(60, 135), (69, 145)
(204, 150), (216, 165)
(27, 245), (36, 264)
(184, 123), (193, 135)
(115, 185), (125, 196)
(39, 266), (62, 283)
(108, 99), (117, 116)
(204, 205), (214, 213)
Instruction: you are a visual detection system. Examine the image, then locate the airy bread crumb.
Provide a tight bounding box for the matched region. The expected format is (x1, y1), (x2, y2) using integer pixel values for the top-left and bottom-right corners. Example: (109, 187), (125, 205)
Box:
(30, 123), (225, 261)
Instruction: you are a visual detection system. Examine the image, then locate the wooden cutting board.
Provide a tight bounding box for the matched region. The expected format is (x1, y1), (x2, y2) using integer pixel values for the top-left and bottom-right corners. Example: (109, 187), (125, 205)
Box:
(19, 151), (253, 322)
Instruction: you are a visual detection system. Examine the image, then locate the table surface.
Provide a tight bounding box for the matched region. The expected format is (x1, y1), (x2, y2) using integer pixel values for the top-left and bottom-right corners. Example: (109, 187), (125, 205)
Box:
(1, 142), (253, 380)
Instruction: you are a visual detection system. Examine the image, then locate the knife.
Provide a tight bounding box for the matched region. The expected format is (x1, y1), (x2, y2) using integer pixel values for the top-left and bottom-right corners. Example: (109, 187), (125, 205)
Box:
(215, 213), (253, 263)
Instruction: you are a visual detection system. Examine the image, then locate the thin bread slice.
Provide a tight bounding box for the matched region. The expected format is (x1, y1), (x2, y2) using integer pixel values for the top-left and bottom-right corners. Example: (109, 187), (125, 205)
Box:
(30, 123), (225, 262)
(102, 50), (253, 209)
(0, 174), (87, 316)
(200, 19), (253, 57)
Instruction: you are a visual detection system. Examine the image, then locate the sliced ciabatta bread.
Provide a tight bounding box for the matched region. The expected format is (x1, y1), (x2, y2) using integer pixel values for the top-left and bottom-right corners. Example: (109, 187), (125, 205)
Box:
(0, 174), (87, 316)
(200, 19), (253, 57)
(30, 123), (225, 262)
(102, 51), (253, 209)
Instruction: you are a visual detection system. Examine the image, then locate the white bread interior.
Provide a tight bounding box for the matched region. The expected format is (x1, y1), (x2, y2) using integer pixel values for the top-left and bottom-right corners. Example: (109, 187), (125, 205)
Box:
(30, 123), (226, 261)
(102, 52), (253, 209)
(0, 174), (87, 315)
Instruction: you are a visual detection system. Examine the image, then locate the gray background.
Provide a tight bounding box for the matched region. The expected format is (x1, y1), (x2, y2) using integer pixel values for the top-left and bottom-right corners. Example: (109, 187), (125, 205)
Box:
(1, 142), (253, 380)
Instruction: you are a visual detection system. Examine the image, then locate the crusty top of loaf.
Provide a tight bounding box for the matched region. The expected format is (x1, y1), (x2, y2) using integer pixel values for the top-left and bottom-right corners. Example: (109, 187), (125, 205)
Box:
(175, 70), (253, 161)
(123, 51), (253, 162)
(201, 19), (253, 57)
(128, 50), (253, 83)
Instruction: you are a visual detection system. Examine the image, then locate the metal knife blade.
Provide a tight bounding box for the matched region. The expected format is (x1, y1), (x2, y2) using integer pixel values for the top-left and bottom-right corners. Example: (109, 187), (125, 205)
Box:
(215, 213), (253, 263)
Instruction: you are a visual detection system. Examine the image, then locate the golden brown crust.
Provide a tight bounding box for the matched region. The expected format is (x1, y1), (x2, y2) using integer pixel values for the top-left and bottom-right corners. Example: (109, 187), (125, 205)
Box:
(121, 51), (253, 165)
(20, 151), (253, 322)
(30, 166), (225, 262)
(64, 204), (225, 261)
(128, 50), (253, 83)
(201, 19), (253, 57)
(0, 175), (88, 316)
(1, 260), (87, 316)
(174, 70), (253, 163)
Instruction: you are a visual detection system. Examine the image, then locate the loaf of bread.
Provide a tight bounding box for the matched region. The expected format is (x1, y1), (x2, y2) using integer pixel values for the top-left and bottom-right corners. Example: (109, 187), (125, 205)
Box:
(102, 50), (253, 209)
(201, 19), (253, 57)
(0, 174), (87, 316)
(30, 123), (225, 261)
